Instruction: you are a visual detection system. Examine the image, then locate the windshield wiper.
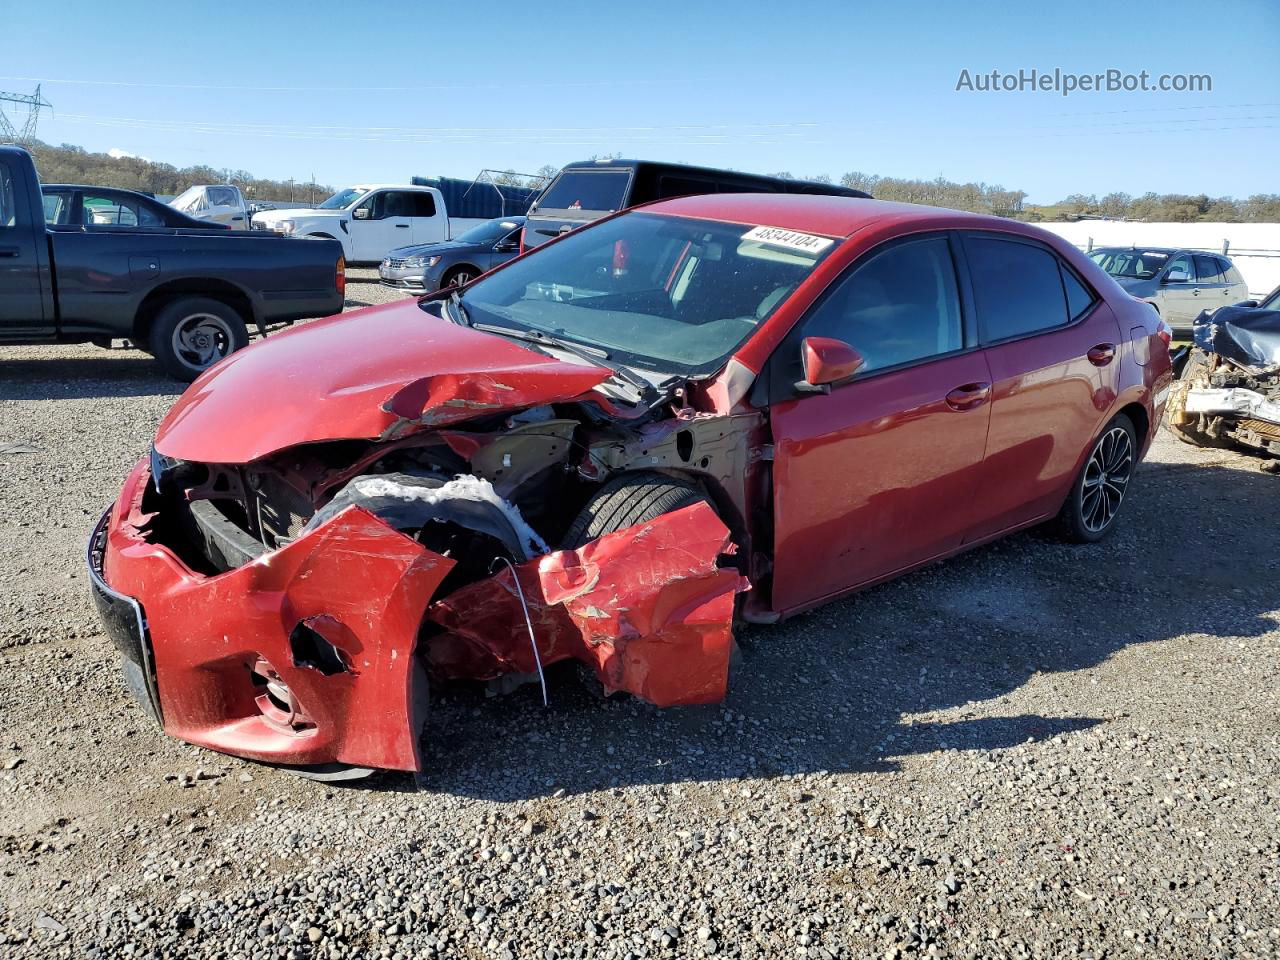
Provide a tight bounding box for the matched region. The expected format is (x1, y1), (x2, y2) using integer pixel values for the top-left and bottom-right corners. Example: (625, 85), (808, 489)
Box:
(471, 322), (652, 399)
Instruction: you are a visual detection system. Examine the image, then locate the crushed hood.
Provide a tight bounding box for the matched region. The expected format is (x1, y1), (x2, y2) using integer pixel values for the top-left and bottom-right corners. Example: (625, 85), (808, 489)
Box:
(154, 300), (611, 464)
(1194, 304), (1280, 372)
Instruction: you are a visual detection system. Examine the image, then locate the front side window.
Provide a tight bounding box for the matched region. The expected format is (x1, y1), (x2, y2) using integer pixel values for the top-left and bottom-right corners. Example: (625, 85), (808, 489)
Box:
(966, 235), (1075, 342)
(454, 212), (836, 374)
(207, 186), (238, 207)
(799, 236), (962, 374)
(1166, 254), (1193, 280)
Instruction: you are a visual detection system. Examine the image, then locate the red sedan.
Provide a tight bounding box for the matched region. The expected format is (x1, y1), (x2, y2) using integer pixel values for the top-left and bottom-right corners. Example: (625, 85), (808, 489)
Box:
(89, 194), (1173, 778)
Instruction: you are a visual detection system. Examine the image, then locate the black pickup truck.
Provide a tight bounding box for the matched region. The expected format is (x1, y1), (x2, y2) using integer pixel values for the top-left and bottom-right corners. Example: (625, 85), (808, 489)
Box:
(0, 146), (345, 380)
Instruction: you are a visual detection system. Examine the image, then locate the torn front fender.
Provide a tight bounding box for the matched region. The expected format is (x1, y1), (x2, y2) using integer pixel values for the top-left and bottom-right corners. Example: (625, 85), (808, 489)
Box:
(426, 502), (748, 706)
(102, 462), (455, 772)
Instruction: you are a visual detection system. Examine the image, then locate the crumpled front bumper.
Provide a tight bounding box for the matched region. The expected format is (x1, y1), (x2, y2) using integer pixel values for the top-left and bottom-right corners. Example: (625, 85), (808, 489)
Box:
(90, 459), (745, 773)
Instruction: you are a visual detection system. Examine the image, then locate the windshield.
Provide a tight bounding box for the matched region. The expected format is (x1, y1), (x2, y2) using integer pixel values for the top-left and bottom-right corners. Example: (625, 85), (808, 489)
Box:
(452, 212), (836, 375)
(455, 217), (522, 244)
(1262, 287), (1280, 310)
(169, 186), (201, 212)
(318, 187), (368, 210)
(535, 169), (631, 214)
(1089, 248), (1171, 280)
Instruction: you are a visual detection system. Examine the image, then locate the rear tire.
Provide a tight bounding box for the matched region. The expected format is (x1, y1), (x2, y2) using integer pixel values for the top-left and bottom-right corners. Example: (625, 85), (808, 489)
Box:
(1052, 413), (1137, 544)
(563, 472), (710, 549)
(148, 297), (249, 382)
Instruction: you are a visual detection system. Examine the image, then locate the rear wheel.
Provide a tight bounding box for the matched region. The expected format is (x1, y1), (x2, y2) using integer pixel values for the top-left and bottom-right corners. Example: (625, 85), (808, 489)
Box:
(148, 296), (249, 381)
(563, 472), (710, 549)
(1052, 414), (1136, 544)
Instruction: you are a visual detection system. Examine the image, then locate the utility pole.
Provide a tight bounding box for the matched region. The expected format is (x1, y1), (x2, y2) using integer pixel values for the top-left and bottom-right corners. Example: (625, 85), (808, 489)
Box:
(0, 85), (52, 145)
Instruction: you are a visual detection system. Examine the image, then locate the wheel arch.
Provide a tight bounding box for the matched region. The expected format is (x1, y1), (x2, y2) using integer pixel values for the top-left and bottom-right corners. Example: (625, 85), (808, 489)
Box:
(133, 279), (257, 344)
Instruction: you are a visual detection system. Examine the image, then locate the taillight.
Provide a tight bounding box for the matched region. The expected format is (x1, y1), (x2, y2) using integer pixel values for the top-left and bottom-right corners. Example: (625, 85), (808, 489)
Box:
(336, 256), (346, 297)
(1156, 317), (1172, 347)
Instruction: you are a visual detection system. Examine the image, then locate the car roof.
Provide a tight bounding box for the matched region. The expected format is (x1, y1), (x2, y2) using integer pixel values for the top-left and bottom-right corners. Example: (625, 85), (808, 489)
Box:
(639, 192), (1018, 239)
(42, 184), (158, 200)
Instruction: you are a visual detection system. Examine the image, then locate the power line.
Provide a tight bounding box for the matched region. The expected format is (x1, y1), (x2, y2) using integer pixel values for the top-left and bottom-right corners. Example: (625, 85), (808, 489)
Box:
(0, 85), (52, 145)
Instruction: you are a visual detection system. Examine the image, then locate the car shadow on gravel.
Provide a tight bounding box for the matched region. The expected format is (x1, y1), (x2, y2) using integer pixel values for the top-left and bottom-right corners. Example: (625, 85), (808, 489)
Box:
(368, 456), (1280, 800)
(0, 355), (182, 400)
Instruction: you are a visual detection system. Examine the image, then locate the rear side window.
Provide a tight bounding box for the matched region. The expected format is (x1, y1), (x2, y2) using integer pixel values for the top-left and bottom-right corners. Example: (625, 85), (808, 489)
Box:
(407, 192), (436, 217)
(1062, 267), (1096, 320)
(1194, 255), (1225, 283)
(1223, 261), (1245, 285)
(965, 236), (1080, 342)
(801, 236), (963, 374)
(0, 163), (15, 228)
(536, 170), (630, 213)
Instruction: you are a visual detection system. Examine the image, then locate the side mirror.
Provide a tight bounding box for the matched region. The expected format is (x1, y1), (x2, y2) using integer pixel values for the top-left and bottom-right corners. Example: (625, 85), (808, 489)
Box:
(797, 336), (864, 393)
(1163, 268), (1190, 284)
(352, 207), (370, 220)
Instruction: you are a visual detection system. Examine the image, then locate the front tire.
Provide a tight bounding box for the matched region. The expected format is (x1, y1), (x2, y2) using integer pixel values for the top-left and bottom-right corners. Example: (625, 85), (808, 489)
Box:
(442, 265), (478, 289)
(148, 297), (249, 382)
(563, 472), (711, 549)
(1052, 414), (1136, 543)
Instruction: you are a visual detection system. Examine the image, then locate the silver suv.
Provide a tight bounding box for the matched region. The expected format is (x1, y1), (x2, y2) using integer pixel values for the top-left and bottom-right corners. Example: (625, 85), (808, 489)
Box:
(1087, 247), (1249, 337)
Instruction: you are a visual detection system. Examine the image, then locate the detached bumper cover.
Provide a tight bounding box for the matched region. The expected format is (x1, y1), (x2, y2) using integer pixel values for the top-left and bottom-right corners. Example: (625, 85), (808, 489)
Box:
(92, 460), (744, 772)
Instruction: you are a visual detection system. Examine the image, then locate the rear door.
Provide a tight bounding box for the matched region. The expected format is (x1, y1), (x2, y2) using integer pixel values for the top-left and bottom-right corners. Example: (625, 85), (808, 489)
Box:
(768, 233), (993, 612)
(0, 154), (48, 334)
(959, 232), (1122, 540)
(1194, 254), (1233, 311)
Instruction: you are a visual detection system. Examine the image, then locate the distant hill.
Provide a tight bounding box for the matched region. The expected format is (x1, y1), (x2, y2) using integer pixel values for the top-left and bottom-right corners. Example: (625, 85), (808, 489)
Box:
(22, 140), (333, 204)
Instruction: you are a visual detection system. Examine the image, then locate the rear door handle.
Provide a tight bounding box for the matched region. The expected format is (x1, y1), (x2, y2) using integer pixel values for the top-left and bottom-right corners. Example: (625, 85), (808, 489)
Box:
(0, 246), (19, 258)
(395, 223), (410, 228)
(945, 382), (991, 411)
(1087, 343), (1116, 366)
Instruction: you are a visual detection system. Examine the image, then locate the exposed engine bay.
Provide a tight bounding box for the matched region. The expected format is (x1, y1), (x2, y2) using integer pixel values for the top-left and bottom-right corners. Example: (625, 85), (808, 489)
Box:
(1169, 304), (1280, 463)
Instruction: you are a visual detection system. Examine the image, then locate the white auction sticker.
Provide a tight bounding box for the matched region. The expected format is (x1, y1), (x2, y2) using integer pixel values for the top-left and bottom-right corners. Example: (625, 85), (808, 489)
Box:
(741, 225), (835, 254)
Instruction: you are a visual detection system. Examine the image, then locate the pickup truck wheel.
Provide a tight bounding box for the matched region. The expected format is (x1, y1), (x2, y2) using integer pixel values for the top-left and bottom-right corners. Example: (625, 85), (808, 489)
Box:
(149, 297), (249, 381)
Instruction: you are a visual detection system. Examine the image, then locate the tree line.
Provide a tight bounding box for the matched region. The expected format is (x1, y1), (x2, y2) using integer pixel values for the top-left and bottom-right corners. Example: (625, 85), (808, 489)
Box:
(17, 140), (1280, 222)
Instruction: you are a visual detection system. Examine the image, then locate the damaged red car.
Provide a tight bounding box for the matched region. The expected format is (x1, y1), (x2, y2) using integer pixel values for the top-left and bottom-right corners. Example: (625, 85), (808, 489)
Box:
(88, 193), (1172, 778)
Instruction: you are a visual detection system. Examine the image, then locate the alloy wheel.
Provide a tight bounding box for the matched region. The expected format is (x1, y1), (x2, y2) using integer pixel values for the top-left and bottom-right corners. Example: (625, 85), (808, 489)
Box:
(171, 312), (235, 370)
(1080, 426), (1133, 533)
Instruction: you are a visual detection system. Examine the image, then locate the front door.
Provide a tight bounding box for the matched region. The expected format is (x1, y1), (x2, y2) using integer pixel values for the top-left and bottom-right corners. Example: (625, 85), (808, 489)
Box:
(768, 234), (993, 613)
(0, 155), (48, 335)
(350, 190), (414, 261)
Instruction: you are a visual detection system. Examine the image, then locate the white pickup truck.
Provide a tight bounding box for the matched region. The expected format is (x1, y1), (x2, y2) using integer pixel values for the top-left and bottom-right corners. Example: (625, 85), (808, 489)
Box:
(250, 183), (521, 264)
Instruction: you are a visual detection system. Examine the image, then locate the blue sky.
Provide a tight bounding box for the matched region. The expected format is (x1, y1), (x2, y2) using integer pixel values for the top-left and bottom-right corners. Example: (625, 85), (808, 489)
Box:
(3, 0), (1277, 203)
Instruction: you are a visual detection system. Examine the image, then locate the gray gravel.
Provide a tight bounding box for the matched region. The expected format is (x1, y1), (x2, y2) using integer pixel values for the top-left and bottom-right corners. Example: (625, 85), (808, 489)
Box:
(1, 269), (1278, 959)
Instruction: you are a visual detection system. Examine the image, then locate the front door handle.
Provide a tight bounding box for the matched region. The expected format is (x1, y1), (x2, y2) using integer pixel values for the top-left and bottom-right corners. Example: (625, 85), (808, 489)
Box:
(945, 382), (991, 411)
(1191, 288), (1200, 296)
(0, 246), (19, 258)
(395, 223), (410, 228)
(1087, 343), (1116, 366)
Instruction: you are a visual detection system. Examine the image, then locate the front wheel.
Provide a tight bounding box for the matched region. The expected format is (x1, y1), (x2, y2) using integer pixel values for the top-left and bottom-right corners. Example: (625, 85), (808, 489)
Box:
(442, 266), (477, 289)
(148, 297), (249, 381)
(1052, 414), (1136, 543)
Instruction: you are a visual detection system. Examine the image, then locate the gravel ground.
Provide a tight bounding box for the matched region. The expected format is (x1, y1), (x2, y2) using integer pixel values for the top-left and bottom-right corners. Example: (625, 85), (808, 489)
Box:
(1, 269), (1277, 960)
